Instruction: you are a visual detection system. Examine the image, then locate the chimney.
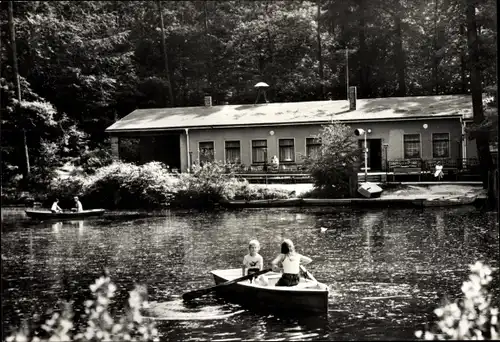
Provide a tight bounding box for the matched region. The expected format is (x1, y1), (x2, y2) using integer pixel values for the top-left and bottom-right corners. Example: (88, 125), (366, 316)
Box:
(204, 95), (212, 107)
(349, 86), (357, 111)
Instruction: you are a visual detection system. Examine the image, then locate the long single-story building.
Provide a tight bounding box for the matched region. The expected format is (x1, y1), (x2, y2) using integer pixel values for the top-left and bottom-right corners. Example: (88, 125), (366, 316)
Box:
(105, 94), (479, 173)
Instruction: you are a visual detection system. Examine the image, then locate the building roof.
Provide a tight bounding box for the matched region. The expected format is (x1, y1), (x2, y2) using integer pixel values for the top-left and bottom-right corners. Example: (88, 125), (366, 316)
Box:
(106, 94), (473, 133)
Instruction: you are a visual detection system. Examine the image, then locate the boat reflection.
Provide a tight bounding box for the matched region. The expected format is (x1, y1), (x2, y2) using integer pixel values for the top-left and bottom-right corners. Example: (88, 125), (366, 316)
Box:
(51, 221), (63, 234)
(68, 220), (85, 236)
(51, 220), (85, 236)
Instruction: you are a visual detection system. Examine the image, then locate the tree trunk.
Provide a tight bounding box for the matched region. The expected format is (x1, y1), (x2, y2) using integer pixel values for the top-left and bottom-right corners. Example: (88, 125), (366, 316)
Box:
(204, 0), (213, 95)
(460, 24), (467, 93)
(394, 13), (406, 96)
(157, 0), (175, 107)
(466, 0), (494, 190)
(317, 0), (325, 99)
(8, 0), (30, 180)
(357, 0), (369, 98)
(432, 0), (439, 95)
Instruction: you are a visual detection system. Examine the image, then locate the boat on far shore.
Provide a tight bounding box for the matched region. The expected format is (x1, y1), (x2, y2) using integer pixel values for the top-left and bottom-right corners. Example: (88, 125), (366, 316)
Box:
(25, 209), (105, 220)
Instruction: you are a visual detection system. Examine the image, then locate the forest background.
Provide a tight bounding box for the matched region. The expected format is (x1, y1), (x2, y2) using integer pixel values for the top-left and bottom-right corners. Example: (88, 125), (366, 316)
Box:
(1, 0), (497, 192)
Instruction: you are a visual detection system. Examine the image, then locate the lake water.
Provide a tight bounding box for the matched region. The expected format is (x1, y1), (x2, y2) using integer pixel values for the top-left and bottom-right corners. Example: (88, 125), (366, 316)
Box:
(2, 206), (499, 341)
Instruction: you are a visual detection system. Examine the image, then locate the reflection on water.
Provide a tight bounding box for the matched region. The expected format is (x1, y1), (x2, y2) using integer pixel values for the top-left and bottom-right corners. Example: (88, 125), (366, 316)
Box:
(1, 206), (498, 341)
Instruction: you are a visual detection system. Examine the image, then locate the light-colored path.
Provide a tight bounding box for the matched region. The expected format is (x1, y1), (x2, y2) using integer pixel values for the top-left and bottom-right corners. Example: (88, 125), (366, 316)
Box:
(251, 183), (486, 199)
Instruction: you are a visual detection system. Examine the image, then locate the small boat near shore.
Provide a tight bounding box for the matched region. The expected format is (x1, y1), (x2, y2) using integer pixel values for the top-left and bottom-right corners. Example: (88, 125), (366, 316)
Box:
(412, 195), (477, 207)
(25, 209), (105, 220)
(210, 268), (329, 314)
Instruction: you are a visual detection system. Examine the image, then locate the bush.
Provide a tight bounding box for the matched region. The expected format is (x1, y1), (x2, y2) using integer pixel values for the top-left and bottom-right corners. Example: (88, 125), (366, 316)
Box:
(232, 184), (294, 200)
(6, 272), (158, 342)
(47, 177), (86, 208)
(415, 261), (499, 340)
(46, 161), (294, 210)
(74, 148), (114, 174)
(302, 122), (360, 198)
(83, 162), (177, 209)
(173, 161), (244, 208)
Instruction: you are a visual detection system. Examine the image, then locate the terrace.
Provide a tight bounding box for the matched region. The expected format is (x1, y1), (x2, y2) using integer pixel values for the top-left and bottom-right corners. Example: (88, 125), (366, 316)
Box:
(224, 157), (490, 184)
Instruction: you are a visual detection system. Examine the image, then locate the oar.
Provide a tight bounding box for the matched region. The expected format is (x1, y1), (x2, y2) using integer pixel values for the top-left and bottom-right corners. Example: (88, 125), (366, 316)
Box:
(182, 268), (272, 301)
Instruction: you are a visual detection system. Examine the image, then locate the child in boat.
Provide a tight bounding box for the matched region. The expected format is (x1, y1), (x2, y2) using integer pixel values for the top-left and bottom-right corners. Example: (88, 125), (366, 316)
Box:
(71, 196), (83, 212)
(271, 239), (312, 287)
(51, 199), (63, 213)
(242, 239), (264, 278)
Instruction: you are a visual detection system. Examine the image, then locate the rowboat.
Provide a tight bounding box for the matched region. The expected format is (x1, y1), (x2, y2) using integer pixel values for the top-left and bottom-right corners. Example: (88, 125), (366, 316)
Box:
(210, 268), (329, 314)
(25, 209), (105, 220)
(412, 195), (477, 207)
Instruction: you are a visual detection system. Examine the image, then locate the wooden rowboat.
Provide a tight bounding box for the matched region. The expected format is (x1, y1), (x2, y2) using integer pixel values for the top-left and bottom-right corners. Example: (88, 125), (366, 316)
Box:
(210, 268), (329, 314)
(25, 209), (105, 220)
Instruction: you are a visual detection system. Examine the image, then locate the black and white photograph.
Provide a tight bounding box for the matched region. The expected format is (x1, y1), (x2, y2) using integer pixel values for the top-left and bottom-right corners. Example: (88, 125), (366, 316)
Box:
(1, 0), (498, 340)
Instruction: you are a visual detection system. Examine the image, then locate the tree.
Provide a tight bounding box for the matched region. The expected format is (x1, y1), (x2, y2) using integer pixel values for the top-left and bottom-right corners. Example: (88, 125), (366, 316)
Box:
(157, 0), (175, 107)
(465, 0), (494, 193)
(302, 122), (360, 197)
(7, 0), (30, 180)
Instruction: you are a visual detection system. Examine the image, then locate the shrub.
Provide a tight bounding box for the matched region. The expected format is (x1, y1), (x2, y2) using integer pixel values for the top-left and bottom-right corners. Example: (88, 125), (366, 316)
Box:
(74, 148), (114, 174)
(83, 162), (177, 209)
(6, 272), (158, 342)
(47, 177), (86, 208)
(415, 261), (499, 340)
(232, 183), (294, 200)
(301, 122), (360, 198)
(173, 161), (243, 208)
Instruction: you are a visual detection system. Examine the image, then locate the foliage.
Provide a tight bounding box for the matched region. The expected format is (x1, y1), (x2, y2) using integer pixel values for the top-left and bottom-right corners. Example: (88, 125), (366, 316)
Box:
(46, 161), (292, 209)
(1, 0), (496, 187)
(6, 273), (158, 342)
(415, 261), (499, 340)
(231, 183), (294, 201)
(302, 122), (359, 198)
(81, 162), (177, 209)
(174, 161), (248, 208)
(74, 147), (114, 174)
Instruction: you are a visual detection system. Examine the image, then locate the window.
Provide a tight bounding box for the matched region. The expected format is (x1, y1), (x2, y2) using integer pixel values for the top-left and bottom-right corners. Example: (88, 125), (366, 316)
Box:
(432, 133), (450, 158)
(403, 134), (421, 159)
(279, 139), (295, 162)
(225, 141), (241, 164)
(252, 140), (267, 163)
(306, 138), (321, 158)
(199, 141), (214, 164)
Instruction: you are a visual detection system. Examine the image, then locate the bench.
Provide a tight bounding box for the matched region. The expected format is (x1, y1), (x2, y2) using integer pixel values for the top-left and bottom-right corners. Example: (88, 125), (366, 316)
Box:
(391, 167), (422, 181)
(424, 160), (459, 180)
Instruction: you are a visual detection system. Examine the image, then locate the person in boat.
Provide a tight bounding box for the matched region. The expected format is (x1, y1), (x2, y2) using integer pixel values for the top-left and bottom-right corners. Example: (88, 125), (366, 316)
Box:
(242, 239), (264, 278)
(51, 198), (63, 213)
(71, 196), (83, 212)
(271, 239), (312, 287)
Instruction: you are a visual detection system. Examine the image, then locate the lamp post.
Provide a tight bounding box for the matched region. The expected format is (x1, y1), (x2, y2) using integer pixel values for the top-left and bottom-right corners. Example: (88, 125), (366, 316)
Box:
(354, 128), (368, 183)
(383, 143), (389, 181)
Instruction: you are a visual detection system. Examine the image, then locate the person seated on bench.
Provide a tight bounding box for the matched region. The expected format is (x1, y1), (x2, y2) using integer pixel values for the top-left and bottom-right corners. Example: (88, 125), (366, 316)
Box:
(434, 162), (444, 180)
(271, 155), (279, 171)
(51, 198), (63, 213)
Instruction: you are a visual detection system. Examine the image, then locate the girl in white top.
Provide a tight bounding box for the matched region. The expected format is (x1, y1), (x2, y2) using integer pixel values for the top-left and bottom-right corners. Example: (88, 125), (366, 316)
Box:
(242, 239), (264, 277)
(271, 239), (312, 286)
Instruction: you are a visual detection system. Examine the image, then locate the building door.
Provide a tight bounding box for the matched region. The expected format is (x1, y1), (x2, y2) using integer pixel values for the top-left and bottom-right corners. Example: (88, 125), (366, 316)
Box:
(369, 139), (382, 171)
(358, 139), (382, 171)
